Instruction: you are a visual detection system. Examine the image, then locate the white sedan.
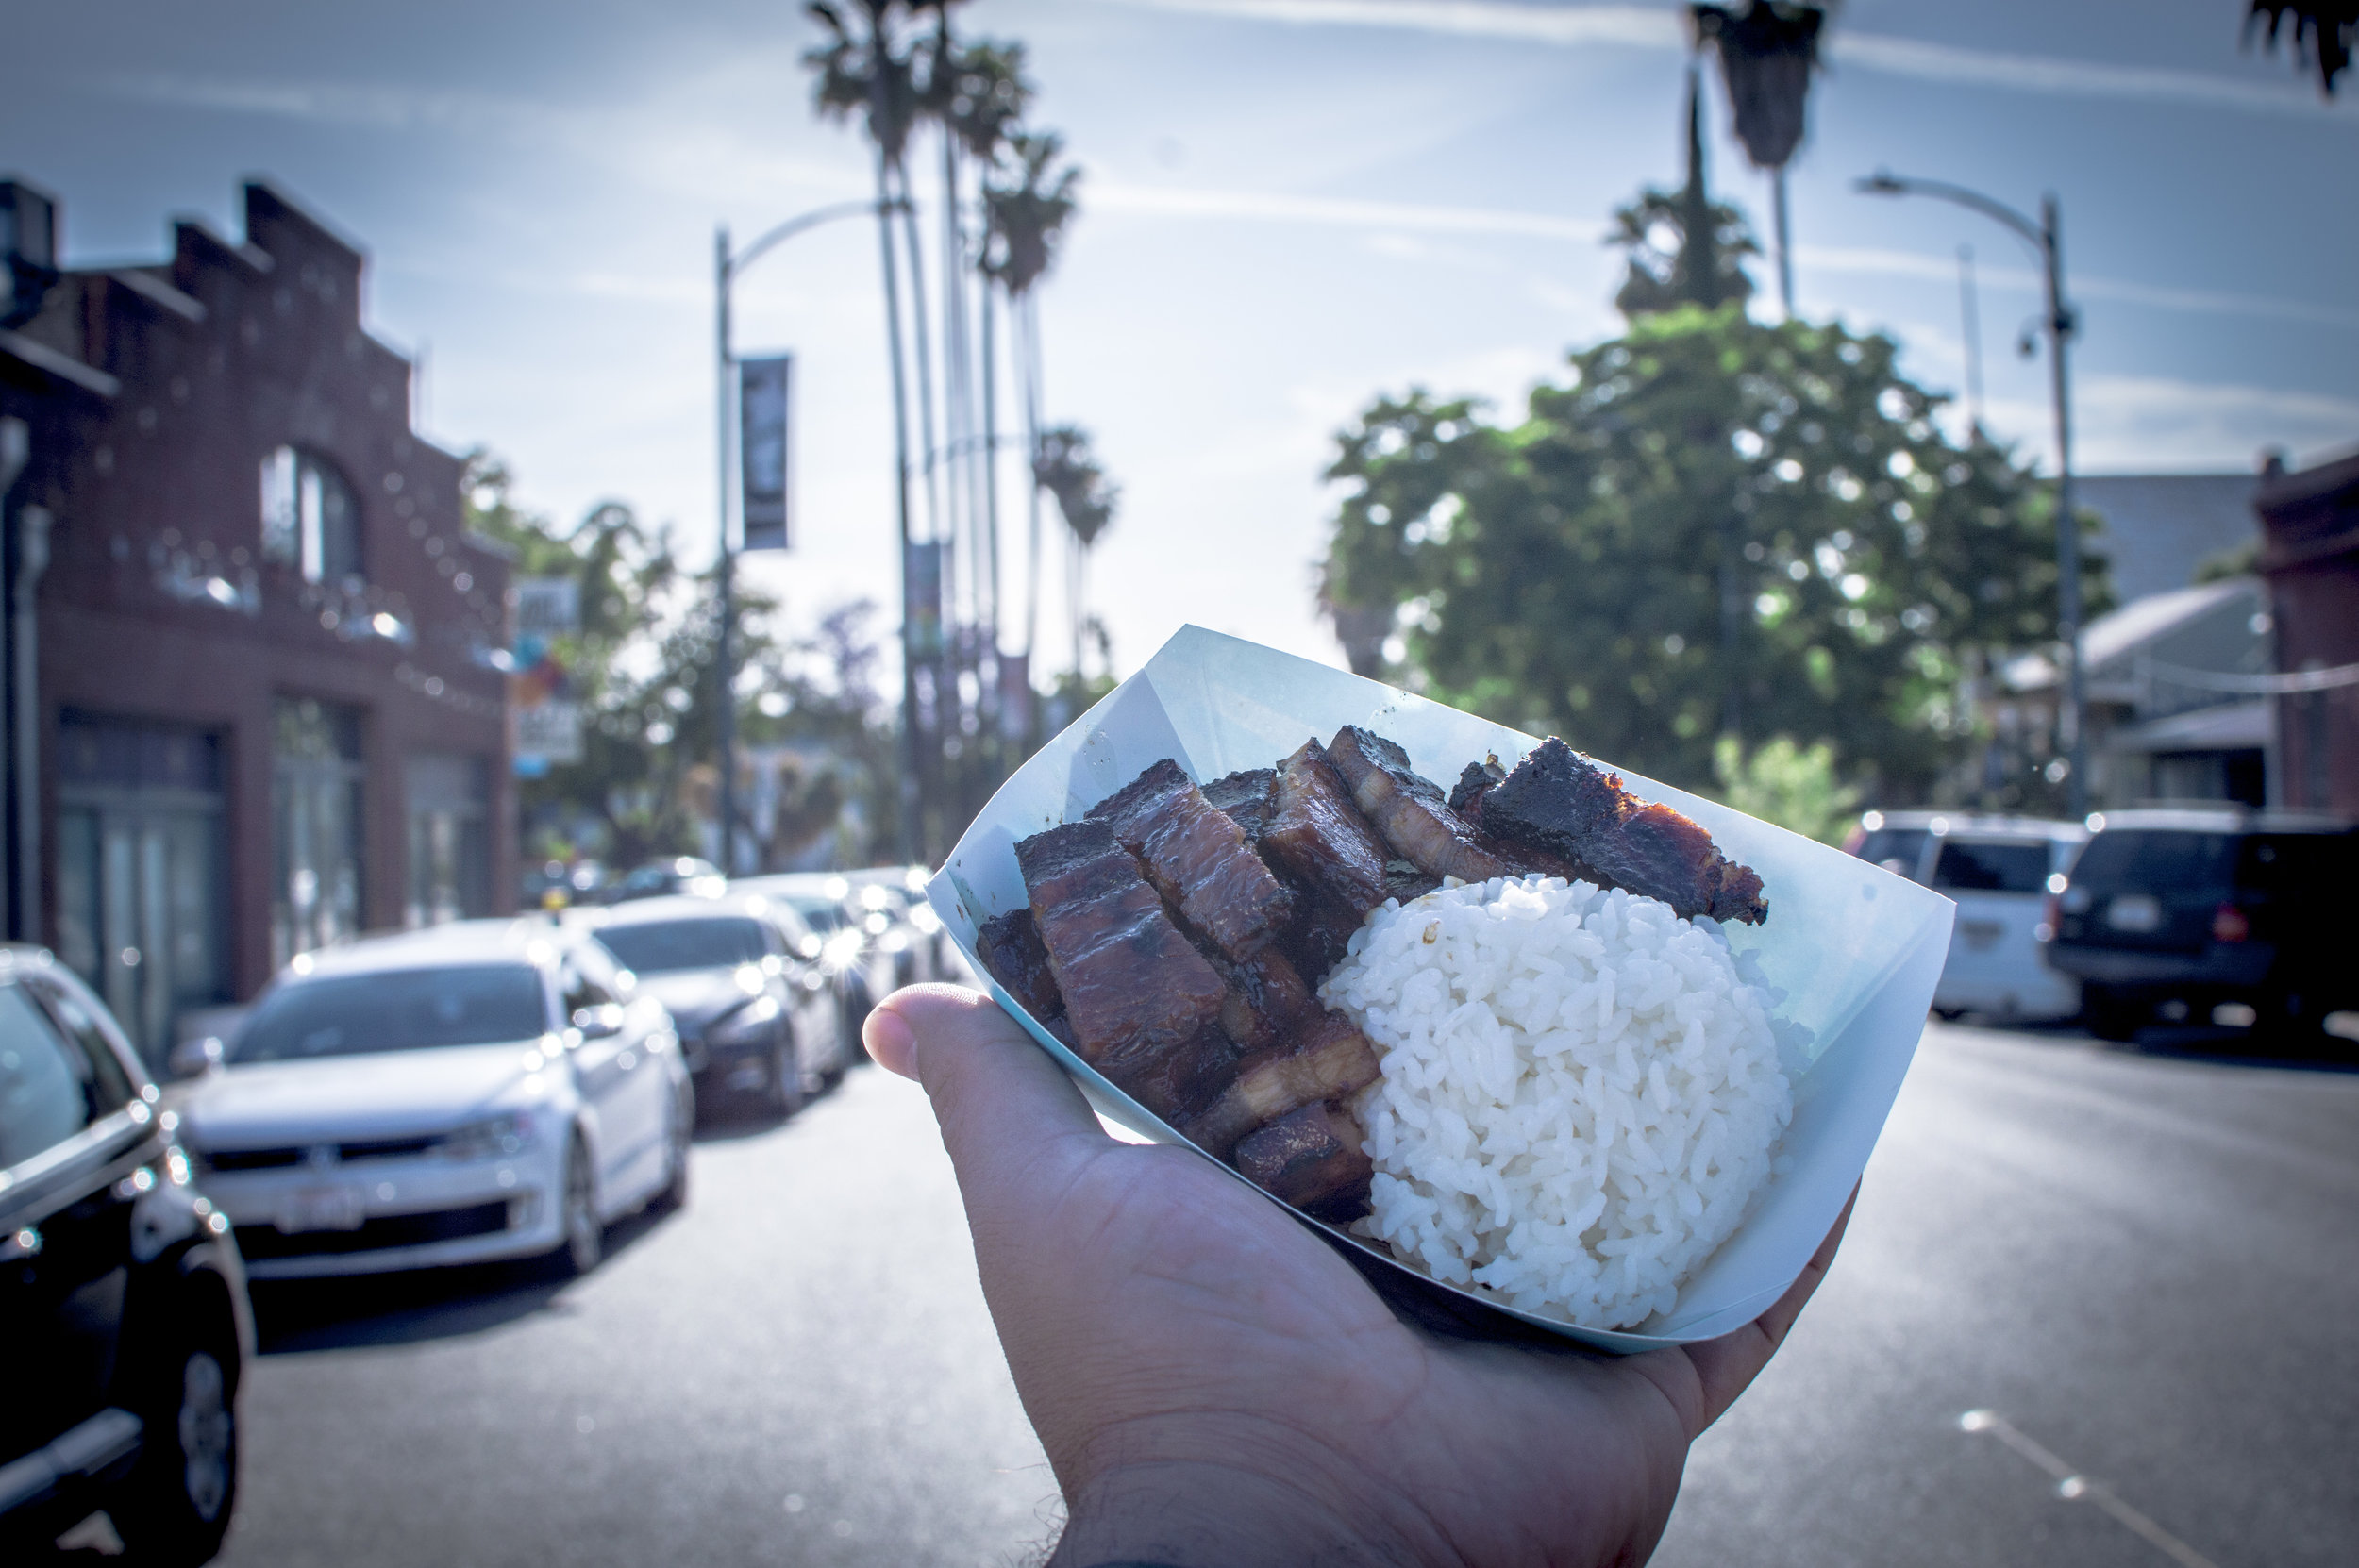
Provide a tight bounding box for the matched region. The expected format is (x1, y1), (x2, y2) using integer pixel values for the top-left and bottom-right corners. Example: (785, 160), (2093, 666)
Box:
(172, 919), (692, 1280)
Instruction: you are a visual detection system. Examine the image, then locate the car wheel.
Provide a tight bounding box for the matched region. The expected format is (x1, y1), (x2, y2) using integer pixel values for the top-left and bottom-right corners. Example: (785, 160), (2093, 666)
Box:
(2082, 985), (2146, 1043)
(650, 1087), (692, 1213)
(110, 1325), (238, 1567)
(765, 1026), (805, 1118)
(551, 1136), (603, 1277)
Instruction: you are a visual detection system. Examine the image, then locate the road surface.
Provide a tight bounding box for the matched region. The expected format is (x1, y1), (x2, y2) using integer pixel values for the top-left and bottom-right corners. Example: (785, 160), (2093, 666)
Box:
(81, 1020), (2356, 1567)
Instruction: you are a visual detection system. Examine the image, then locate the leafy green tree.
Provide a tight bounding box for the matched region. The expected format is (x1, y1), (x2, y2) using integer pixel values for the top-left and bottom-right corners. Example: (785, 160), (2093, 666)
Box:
(1711, 735), (1858, 844)
(1320, 305), (2109, 800)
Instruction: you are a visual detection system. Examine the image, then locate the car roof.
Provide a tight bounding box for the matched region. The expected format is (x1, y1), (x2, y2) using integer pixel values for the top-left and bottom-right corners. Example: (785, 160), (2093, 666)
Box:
(288, 918), (582, 978)
(734, 873), (853, 901)
(583, 893), (776, 927)
(1858, 810), (2087, 842)
(2083, 808), (2355, 836)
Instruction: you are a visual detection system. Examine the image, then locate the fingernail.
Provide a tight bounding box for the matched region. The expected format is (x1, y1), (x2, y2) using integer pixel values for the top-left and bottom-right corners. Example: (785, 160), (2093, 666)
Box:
(862, 1004), (917, 1078)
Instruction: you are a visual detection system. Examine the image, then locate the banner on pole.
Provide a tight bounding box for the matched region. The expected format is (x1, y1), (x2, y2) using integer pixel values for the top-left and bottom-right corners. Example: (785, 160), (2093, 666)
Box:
(904, 541), (944, 660)
(740, 355), (792, 552)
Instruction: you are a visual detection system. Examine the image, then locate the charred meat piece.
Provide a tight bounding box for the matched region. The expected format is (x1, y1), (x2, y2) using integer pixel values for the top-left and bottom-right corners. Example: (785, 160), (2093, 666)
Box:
(975, 908), (1064, 1024)
(1234, 1101), (1374, 1223)
(1286, 892), (1364, 989)
(1263, 740), (1395, 919)
(1204, 945), (1313, 1053)
(1015, 820), (1240, 1121)
(1481, 738), (1769, 924)
(1447, 756), (1507, 819)
(1328, 726), (1510, 885)
(1178, 1010), (1382, 1158)
(1089, 759), (1295, 962)
(1201, 767), (1280, 845)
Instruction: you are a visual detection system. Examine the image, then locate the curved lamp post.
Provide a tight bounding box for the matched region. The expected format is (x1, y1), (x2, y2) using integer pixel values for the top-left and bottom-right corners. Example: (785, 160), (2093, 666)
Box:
(1856, 170), (2087, 819)
(711, 198), (898, 872)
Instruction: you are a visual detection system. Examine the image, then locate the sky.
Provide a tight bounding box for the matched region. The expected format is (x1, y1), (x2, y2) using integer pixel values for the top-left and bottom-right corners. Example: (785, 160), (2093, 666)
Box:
(7, 0), (2356, 683)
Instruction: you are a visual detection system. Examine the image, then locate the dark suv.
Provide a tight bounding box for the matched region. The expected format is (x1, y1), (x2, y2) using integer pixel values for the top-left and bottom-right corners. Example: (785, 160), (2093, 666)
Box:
(2047, 809), (2358, 1042)
(0, 946), (251, 1562)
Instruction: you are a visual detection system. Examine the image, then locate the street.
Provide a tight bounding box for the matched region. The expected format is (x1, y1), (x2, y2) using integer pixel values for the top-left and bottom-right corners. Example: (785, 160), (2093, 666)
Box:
(184, 1019), (2355, 1568)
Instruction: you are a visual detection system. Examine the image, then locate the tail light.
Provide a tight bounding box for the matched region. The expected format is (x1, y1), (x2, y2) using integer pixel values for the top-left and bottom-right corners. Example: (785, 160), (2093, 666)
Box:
(2036, 893), (2060, 942)
(2211, 903), (2250, 943)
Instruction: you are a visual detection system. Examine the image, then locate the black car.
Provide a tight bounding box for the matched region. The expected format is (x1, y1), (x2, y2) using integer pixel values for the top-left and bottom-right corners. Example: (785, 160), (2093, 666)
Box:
(2046, 809), (2358, 1041)
(583, 895), (848, 1117)
(1, 946), (252, 1563)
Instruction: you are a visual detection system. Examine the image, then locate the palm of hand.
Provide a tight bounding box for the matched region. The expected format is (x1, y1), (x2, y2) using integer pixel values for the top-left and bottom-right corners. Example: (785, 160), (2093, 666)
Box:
(882, 987), (1847, 1568)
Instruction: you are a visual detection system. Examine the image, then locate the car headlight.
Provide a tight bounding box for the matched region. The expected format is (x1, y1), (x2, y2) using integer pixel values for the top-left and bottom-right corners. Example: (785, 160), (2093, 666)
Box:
(710, 994), (782, 1046)
(436, 1112), (536, 1162)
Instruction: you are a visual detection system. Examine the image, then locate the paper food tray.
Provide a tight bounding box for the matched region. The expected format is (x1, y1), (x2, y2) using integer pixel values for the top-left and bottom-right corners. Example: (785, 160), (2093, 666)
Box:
(929, 626), (1953, 1354)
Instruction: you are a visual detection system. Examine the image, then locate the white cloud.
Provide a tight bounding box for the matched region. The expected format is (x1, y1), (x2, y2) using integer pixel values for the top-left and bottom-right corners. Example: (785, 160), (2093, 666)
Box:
(1091, 0), (2357, 121)
(1091, 178), (1605, 242)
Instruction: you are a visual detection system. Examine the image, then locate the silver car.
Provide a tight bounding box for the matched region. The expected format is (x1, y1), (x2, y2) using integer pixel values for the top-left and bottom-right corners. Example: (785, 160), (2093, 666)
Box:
(1849, 810), (2088, 1023)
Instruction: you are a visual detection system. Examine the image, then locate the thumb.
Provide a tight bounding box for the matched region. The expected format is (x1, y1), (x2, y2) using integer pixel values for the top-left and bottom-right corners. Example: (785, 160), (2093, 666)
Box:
(862, 983), (1111, 1203)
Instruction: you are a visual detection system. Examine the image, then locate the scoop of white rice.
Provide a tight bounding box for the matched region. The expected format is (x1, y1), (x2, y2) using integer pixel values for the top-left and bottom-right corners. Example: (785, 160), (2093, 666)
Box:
(1321, 876), (1791, 1330)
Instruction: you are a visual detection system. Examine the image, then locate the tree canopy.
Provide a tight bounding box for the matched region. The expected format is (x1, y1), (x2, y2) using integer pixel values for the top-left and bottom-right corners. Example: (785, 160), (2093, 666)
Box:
(1319, 304), (2109, 800)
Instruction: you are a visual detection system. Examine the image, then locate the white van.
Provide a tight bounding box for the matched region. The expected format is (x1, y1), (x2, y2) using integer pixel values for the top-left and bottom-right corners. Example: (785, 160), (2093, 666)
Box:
(1849, 811), (2088, 1022)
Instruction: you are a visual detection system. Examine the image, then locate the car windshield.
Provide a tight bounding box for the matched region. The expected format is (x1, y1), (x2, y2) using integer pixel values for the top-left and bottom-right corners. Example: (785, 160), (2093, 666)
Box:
(1932, 841), (2052, 894)
(2069, 830), (2234, 893)
(1855, 827), (1930, 881)
(232, 965), (549, 1063)
(595, 917), (768, 975)
(782, 896), (845, 933)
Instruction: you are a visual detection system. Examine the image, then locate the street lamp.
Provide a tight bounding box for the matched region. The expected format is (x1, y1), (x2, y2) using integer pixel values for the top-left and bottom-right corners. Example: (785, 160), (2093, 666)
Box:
(1855, 170), (2088, 819)
(711, 199), (896, 873)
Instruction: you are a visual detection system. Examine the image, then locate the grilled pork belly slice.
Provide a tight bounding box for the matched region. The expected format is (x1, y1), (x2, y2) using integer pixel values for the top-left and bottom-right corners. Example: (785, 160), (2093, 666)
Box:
(1202, 946), (1313, 1052)
(1328, 726), (1511, 885)
(1015, 820), (1241, 1121)
(1177, 1010), (1381, 1158)
(1201, 767), (1280, 845)
(1234, 1101), (1374, 1222)
(1264, 740), (1395, 919)
(1089, 759), (1296, 962)
(1481, 737), (1769, 924)
(975, 908), (1065, 1024)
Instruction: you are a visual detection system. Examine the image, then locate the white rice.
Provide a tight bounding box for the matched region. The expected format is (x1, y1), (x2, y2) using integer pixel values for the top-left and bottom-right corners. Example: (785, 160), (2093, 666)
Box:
(1321, 876), (1791, 1330)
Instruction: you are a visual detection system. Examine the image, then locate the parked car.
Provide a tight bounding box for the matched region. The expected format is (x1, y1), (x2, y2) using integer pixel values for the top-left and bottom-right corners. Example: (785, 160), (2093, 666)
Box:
(171, 919), (692, 1281)
(732, 873), (895, 1026)
(2045, 808), (2359, 1042)
(579, 893), (848, 1118)
(841, 866), (955, 982)
(0, 944), (251, 1565)
(601, 856), (725, 905)
(1846, 810), (2086, 1022)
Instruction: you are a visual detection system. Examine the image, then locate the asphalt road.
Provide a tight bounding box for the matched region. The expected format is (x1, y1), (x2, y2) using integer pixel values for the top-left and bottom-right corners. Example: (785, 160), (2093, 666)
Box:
(89, 1018), (2359, 1567)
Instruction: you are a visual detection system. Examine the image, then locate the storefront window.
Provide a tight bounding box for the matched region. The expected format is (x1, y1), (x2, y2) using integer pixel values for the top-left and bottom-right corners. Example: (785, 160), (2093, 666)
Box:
(273, 697), (366, 970)
(405, 752), (491, 927)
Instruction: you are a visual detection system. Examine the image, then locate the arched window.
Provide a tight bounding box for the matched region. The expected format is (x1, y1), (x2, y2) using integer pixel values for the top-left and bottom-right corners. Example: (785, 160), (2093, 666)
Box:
(259, 446), (361, 583)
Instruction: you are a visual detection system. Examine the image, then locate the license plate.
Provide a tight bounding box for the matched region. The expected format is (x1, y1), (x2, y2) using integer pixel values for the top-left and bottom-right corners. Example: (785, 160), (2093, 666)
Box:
(277, 1185), (366, 1233)
(2105, 894), (2163, 933)
(1959, 920), (2004, 952)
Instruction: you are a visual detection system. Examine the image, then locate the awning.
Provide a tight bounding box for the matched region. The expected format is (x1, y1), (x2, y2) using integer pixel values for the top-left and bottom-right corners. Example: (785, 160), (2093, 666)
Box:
(2106, 699), (2271, 754)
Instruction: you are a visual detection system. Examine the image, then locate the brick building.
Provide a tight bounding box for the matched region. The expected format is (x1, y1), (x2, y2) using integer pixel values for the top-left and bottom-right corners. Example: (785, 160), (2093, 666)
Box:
(2256, 448), (2359, 816)
(0, 177), (512, 1059)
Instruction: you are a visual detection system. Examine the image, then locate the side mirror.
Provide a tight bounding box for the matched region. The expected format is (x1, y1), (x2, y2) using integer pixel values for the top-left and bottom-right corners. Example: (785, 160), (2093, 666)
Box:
(168, 1037), (225, 1079)
(571, 1003), (626, 1040)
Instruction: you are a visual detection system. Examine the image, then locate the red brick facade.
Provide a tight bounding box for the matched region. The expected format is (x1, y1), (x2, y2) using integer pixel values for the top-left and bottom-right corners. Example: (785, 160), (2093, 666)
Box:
(1, 181), (512, 1049)
(2256, 451), (2359, 818)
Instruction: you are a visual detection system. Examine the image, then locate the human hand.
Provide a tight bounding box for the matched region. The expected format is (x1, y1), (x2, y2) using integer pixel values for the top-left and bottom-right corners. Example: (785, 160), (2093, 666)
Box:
(864, 984), (1853, 1568)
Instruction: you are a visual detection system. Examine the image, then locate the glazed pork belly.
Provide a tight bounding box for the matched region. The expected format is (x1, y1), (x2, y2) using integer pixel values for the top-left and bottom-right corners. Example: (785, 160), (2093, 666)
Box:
(1205, 764), (1363, 988)
(975, 908), (1064, 1024)
(1177, 1009), (1381, 1158)
(1200, 767), (1280, 843)
(1481, 738), (1769, 924)
(1088, 758), (1296, 962)
(1327, 725), (1511, 885)
(1234, 1101), (1375, 1222)
(1014, 820), (1240, 1122)
(1263, 740), (1396, 920)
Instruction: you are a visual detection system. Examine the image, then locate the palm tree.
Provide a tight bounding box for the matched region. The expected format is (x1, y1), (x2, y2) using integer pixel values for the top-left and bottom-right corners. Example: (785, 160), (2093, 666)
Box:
(1030, 423), (1117, 678)
(1690, 2), (1827, 320)
(980, 131), (1080, 695)
(805, 0), (955, 856)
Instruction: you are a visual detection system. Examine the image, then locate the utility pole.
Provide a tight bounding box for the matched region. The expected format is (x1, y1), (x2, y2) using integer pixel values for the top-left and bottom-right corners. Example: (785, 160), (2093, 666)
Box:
(1857, 172), (2086, 818)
